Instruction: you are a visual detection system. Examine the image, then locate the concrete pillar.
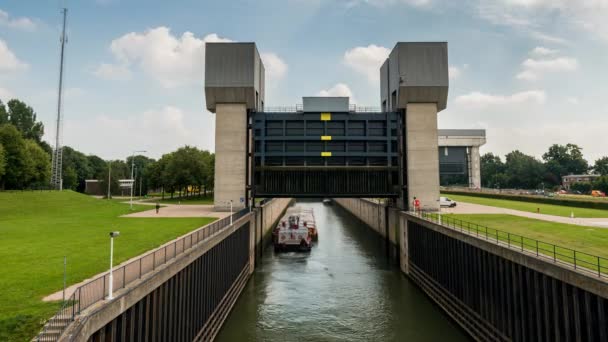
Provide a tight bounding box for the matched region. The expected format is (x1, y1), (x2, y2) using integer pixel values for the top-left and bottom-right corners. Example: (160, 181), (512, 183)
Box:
(406, 103), (440, 212)
(470, 146), (481, 189)
(214, 103), (247, 211)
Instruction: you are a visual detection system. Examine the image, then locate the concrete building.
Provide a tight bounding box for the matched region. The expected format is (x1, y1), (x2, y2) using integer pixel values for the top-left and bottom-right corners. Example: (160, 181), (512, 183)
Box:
(205, 42), (264, 211)
(562, 174), (600, 190)
(438, 129), (486, 188)
(380, 42), (449, 211)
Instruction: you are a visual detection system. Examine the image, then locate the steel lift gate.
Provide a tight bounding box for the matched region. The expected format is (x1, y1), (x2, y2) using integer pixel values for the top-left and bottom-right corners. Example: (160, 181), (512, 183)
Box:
(251, 111), (402, 198)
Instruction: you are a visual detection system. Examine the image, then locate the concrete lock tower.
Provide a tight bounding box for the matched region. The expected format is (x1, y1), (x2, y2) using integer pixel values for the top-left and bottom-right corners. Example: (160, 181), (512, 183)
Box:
(380, 42), (449, 211)
(205, 42), (264, 211)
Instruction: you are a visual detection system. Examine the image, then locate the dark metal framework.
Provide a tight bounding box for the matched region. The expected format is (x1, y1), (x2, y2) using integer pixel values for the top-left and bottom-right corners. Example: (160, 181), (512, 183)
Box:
(251, 111), (402, 197)
(87, 223), (250, 342)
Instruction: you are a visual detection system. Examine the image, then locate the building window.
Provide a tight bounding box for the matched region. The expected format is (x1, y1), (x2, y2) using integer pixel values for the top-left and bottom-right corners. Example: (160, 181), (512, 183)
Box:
(444, 147), (448, 156)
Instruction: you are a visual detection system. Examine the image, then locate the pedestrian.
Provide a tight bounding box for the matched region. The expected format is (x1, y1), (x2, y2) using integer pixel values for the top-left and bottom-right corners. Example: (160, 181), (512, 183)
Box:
(413, 197), (421, 214)
(155, 202), (160, 214)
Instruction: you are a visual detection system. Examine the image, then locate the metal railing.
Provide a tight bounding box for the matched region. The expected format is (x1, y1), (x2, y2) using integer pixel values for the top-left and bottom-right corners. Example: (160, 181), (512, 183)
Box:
(414, 211), (608, 279)
(36, 207), (250, 341)
(261, 104), (383, 113)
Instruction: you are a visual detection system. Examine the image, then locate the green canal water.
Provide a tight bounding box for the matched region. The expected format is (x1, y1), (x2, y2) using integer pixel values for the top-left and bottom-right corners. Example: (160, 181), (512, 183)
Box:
(216, 201), (469, 341)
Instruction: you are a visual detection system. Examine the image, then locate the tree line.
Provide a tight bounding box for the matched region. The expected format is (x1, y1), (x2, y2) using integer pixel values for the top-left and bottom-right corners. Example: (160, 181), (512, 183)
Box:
(0, 98), (214, 197)
(481, 144), (608, 193)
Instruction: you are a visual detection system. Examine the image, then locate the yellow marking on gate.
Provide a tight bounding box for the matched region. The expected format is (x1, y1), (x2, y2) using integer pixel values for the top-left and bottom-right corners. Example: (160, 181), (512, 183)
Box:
(320, 113), (331, 121)
(321, 152), (332, 157)
(321, 135), (332, 141)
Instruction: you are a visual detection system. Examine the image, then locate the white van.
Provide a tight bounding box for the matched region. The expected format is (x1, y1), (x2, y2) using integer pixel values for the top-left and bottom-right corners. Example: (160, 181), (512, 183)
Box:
(440, 196), (457, 208)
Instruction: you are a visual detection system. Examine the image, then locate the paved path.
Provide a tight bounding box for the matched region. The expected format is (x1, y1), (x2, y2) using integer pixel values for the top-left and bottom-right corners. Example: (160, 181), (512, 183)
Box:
(443, 202), (608, 228)
(122, 202), (230, 219)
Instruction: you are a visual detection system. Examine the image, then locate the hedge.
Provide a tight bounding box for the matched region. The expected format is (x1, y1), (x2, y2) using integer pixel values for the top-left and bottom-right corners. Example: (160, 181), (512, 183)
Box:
(442, 190), (608, 211)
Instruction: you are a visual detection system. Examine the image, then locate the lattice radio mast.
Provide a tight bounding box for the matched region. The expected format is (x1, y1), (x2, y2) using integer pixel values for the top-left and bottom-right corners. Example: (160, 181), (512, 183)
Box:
(51, 8), (68, 190)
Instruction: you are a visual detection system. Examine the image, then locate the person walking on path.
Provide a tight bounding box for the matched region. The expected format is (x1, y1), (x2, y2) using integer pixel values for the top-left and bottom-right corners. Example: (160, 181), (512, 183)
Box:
(413, 197), (421, 214)
(155, 202), (160, 214)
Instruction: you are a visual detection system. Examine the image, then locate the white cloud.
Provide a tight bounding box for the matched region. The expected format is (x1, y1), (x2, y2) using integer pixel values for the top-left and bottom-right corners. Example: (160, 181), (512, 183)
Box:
(261, 52), (288, 86)
(93, 63), (132, 81)
(0, 9), (36, 31)
(343, 44), (390, 83)
(566, 97), (579, 105)
(64, 106), (212, 159)
(368, 0), (432, 6)
(529, 31), (568, 45)
(531, 46), (558, 56)
(0, 39), (28, 73)
(0, 87), (14, 101)
(101, 27), (232, 88)
(516, 56), (578, 81)
(338, 0), (432, 7)
(317, 83), (356, 103)
(448, 66), (462, 80)
(454, 90), (546, 108)
(477, 0), (608, 42)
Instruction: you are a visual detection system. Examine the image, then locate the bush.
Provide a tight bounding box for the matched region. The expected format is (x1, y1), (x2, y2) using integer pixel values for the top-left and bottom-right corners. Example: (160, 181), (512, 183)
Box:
(570, 182), (592, 194)
(442, 190), (608, 210)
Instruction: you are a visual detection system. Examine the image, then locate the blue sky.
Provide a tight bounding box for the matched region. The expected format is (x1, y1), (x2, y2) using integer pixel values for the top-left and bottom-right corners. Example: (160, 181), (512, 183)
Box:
(1, 0), (607, 162)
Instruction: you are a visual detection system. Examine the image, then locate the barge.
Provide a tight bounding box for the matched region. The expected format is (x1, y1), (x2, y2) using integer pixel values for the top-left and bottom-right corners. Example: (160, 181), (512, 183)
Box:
(272, 207), (317, 251)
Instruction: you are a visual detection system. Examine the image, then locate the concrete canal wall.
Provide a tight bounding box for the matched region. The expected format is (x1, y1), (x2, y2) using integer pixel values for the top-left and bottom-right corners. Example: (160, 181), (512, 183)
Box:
(333, 198), (400, 259)
(60, 198), (292, 342)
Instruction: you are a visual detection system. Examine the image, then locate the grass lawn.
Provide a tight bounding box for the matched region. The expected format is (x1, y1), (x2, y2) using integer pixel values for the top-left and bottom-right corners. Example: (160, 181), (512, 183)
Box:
(147, 194), (214, 205)
(0, 191), (216, 342)
(443, 213), (608, 271)
(445, 193), (608, 218)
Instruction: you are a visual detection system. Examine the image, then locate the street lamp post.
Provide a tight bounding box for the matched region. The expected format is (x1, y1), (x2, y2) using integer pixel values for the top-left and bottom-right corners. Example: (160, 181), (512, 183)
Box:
(229, 200), (233, 225)
(107, 231), (120, 300)
(130, 150), (146, 210)
(107, 161), (112, 199)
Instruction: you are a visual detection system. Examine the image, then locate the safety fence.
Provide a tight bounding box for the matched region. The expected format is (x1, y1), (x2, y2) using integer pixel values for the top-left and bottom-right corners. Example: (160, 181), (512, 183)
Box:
(36, 207), (250, 341)
(415, 211), (608, 279)
(261, 104), (382, 113)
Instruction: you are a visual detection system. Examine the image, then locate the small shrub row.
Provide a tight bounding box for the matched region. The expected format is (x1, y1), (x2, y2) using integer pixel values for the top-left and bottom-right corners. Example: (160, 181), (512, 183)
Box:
(442, 190), (608, 211)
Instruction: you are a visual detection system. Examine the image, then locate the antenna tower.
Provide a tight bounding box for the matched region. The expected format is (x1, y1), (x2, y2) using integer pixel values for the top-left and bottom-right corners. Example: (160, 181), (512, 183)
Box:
(51, 8), (68, 190)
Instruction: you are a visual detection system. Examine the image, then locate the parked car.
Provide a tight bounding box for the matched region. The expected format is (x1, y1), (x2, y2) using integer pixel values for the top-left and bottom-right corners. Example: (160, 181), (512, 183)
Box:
(592, 190), (606, 197)
(440, 196), (457, 207)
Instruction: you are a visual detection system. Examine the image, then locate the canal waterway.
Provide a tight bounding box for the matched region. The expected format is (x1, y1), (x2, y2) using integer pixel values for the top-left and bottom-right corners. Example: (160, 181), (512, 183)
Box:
(217, 200), (469, 341)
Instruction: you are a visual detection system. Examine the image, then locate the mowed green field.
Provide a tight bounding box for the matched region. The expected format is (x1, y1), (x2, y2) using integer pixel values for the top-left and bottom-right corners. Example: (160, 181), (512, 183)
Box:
(446, 214), (608, 264)
(445, 194), (608, 218)
(0, 191), (216, 341)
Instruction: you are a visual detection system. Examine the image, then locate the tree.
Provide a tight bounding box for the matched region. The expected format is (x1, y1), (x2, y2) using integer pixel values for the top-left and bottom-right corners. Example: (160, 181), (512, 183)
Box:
(0, 124), (30, 189)
(542, 144), (589, 185)
(0, 143), (6, 181)
(126, 155), (155, 196)
(593, 157), (608, 176)
(504, 150), (546, 189)
(6, 99), (44, 142)
(570, 182), (592, 194)
(63, 166), (78, 190)
(87, 155), (107, 180)
(0, 100), (8, 125)
(480, 153), (506, 188)
(62, 146), (92, 191)
(592, 176), (608, 194)
(24, 139), (51, 186)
